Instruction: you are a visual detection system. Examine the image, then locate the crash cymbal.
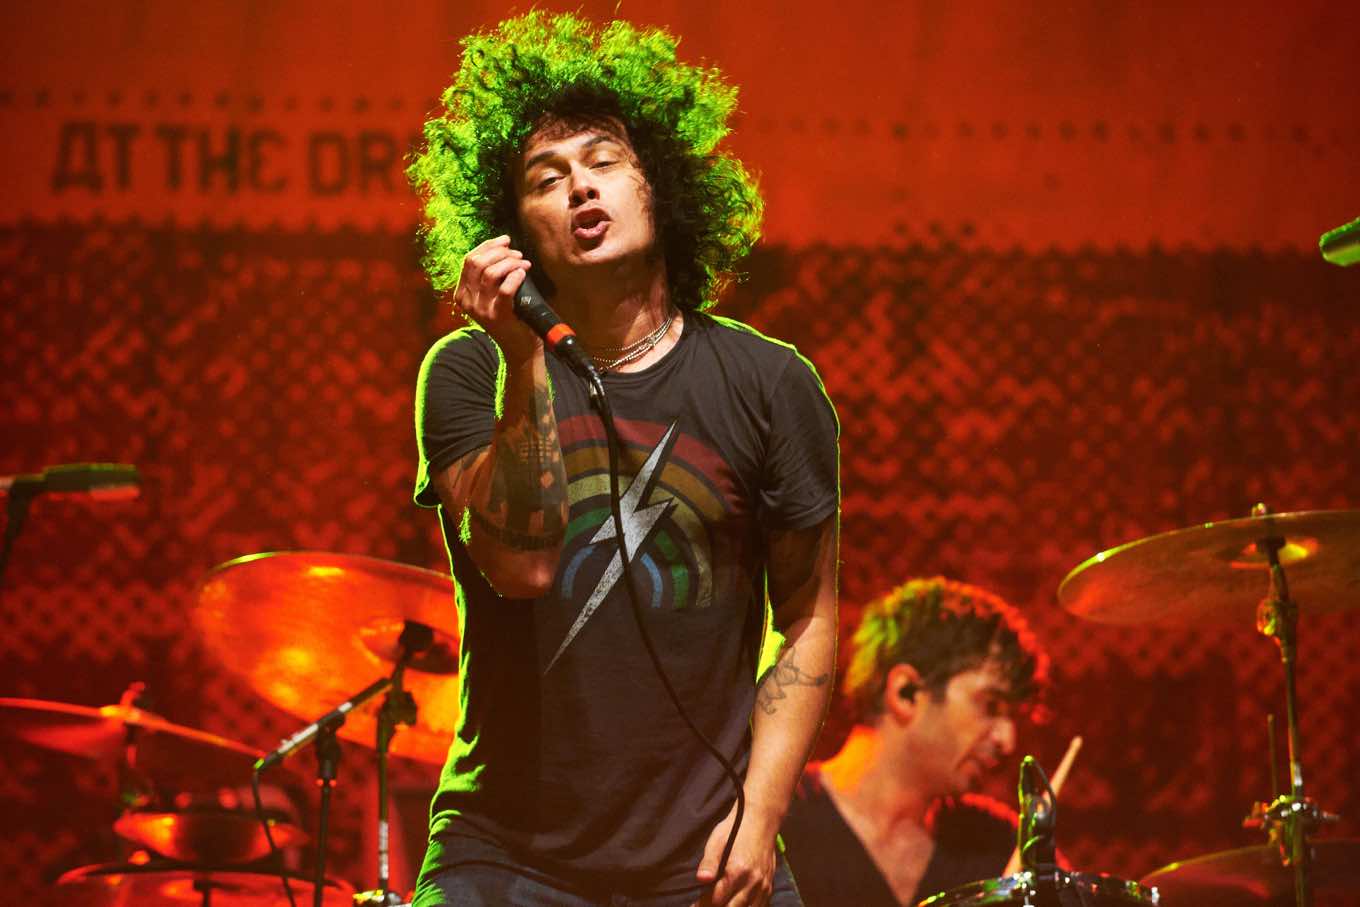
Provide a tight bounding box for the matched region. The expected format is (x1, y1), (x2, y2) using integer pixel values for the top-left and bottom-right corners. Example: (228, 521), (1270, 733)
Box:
(1059, 510), (1360, 626)
(196, 551), (459, 765)
(115, 810), (308, 864)
(1142, 839), (1360, 905)
(0, 697), (263, 789)
(57, 862), (354, 906)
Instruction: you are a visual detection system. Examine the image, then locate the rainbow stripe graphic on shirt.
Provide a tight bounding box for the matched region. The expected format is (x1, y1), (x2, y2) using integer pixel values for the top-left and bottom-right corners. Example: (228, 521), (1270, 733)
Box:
(544, 413), (746, 672)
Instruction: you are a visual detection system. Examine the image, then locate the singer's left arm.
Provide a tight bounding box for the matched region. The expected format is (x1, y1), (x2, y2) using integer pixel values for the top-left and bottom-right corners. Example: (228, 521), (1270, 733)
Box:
(694, 511), (838, 906)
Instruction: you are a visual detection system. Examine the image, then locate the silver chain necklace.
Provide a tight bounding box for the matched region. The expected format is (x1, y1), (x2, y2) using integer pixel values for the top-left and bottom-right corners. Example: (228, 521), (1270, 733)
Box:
(590, 308), (678, 372)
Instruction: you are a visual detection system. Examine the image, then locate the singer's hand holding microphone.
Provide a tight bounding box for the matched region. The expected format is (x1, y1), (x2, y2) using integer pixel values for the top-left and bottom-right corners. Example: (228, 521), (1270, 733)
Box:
(453, 235), (601, 385)
(453, 234), (540, 364)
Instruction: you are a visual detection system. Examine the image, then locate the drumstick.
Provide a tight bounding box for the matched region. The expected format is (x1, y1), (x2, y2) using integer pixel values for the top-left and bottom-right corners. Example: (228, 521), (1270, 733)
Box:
(1003, 736), (1083, 876)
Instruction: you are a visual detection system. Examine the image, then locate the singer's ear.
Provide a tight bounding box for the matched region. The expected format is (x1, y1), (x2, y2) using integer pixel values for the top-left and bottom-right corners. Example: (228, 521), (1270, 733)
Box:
(885, 663), (925, 721)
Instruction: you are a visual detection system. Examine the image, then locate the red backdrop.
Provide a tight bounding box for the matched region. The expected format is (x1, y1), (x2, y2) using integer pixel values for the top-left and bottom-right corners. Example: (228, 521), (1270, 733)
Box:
(3, 1), (1358, 900)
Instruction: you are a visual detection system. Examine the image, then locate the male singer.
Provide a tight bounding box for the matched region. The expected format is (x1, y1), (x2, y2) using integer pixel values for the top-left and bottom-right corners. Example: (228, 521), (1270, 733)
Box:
(408, 13), (839, 906)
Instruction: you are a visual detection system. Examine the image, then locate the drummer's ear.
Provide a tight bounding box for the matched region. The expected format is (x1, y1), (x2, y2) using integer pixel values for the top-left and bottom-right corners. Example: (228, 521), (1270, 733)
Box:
(885, 663), (925, 721)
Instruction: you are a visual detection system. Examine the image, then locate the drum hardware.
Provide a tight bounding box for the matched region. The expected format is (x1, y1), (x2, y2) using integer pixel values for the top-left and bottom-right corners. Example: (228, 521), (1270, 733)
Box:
(1017, 757), (1059, 885)
(0, 462), (141, 590)
(253, 620), (433, 907)
(0, 689), (267, 792)
(918, 870), (1159, 906)
(197, 551), (460, 907)
(56, 860), (355, 906)
(1060, 507), (1356, 907)
(1004, 737), (1082, 877)
(194, 551), (460, 765)
(114, 809), (309, 865)
(1141, 839), (1360, 905)
(919, 745), (1159, 907)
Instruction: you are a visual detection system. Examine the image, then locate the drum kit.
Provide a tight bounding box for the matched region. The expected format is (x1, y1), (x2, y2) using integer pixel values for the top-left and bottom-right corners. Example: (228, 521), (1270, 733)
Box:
(5, 509), (1358, 905)
(4, 552), (460, 906)
(922, 506), (1359, 907)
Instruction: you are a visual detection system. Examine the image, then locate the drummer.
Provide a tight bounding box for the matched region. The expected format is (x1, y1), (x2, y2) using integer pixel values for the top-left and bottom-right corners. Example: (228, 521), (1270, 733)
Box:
(780, 577), (1049, 906)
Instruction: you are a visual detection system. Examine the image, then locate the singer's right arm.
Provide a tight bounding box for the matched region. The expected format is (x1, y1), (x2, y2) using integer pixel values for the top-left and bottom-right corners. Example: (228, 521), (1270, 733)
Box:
(428, 236), (567, 598)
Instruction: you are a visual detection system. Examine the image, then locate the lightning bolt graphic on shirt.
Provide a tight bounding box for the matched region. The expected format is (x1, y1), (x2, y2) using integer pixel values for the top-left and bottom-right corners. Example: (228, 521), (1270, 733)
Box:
(544, 422), (678, 673)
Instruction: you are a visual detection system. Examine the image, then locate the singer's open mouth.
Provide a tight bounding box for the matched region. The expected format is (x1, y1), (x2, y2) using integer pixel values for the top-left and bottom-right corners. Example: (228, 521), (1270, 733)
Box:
(572, 209), (610, 241)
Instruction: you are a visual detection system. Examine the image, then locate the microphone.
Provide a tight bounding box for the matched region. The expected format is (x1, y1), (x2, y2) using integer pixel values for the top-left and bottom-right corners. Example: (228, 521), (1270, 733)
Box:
(1320, 216), (1360, 266)
(513, 273), (602, 385)
(0, 463), (141, 501)
(255, 698), (359, 774)
(1017, 755), (1057, 874)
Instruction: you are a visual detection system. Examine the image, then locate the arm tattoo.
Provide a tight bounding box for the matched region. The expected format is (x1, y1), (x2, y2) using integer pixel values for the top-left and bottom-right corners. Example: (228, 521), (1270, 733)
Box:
(468, 505), (563, 550)
(471, 371), (567, 550)
(756, 643), (830, 716)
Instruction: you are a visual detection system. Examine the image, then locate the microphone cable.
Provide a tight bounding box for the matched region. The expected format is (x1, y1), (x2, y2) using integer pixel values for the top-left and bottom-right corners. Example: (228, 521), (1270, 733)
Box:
(510, 269), (748, 883)
(586, 372), (747, 885)
(252, 768), (299, 907)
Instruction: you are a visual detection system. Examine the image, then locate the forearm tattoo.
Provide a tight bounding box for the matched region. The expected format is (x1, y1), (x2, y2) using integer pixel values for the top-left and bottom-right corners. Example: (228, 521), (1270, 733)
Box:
(472, 373), (567, 550)
(756, 643), (830, 716)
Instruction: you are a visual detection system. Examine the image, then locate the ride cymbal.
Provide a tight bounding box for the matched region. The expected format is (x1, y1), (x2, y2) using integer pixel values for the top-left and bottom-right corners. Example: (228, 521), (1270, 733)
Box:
(57, 862), (354, 906)
(0, 697), (263, 789)
(1059, 510), (1360, 626)
(195, 551), (460, 765)
(1142, 839), (1360, 905)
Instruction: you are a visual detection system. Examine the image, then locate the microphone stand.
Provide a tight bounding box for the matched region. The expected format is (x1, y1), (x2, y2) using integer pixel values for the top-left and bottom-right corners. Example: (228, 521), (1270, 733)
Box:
(256, 620), (434, 907)
(355, 622), (431, 906)
(313, 723), (343, 907)
(1017, 756), (1058, 885)
(0, 484), (35, 593)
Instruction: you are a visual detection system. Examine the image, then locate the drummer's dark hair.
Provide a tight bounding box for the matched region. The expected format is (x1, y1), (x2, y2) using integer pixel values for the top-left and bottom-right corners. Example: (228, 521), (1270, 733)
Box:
(842, 577), (1049, 724)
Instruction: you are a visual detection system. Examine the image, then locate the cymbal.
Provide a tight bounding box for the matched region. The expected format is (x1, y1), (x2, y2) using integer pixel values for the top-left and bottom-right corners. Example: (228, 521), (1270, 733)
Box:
(1059, 510), (1360, 626)
(115, 810), (308, 864)
(57, 862), (354, 906)
(1142, 839), (1360, 905)
(196, 551), (459, 765)
(0, 697), (263, 789)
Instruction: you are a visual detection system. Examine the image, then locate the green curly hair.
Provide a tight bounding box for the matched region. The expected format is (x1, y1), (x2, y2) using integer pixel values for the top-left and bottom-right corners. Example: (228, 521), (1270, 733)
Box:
(407, 12), (764, 311)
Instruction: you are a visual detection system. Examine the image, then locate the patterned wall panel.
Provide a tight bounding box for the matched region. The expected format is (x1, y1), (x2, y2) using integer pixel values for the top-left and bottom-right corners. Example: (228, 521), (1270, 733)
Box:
(2, 223), (1356, 898)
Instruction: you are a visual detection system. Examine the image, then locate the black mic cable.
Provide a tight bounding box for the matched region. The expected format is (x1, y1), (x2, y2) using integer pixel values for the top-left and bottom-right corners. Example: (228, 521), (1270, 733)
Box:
(594, 385), (747, 885)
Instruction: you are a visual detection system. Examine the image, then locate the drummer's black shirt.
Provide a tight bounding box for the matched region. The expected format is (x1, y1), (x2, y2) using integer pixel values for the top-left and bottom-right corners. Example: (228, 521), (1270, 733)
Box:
(781, 767), (1016, 906)
(412, 312), (839, 892)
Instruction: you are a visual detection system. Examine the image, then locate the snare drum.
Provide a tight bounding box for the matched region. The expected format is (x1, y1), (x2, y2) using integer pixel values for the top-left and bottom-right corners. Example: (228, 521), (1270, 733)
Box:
(918, 869), (1159, 906)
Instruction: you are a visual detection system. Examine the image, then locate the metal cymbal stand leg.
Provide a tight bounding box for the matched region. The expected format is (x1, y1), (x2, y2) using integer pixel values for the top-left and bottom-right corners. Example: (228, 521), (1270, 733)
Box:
(1247, 505), (1339, 907)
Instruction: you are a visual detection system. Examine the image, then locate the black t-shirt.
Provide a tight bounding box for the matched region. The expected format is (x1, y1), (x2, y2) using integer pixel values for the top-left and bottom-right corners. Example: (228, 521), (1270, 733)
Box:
(781, 769), (1016, 906)
(413, 311), (839, 891)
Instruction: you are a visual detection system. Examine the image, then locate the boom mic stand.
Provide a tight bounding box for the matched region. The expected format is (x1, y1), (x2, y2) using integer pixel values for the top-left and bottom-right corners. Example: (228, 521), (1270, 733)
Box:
(255, 620), (433, 907)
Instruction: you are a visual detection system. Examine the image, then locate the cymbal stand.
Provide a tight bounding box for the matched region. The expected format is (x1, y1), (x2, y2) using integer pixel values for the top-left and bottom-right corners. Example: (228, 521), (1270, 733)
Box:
(1245, 506), (1339, 907)
(354, 621), (431, 907)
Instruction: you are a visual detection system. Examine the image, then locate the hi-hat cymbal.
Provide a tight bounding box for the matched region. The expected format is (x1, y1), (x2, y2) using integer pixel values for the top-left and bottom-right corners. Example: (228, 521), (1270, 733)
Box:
(115, 810), (308, 864)
(0, 697), (263, 789)
(57, 862), (354, 906)
(195, 551), (459, 765)
(1059, 510), (1360, 626)
(1142, 839), (1360, 905)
